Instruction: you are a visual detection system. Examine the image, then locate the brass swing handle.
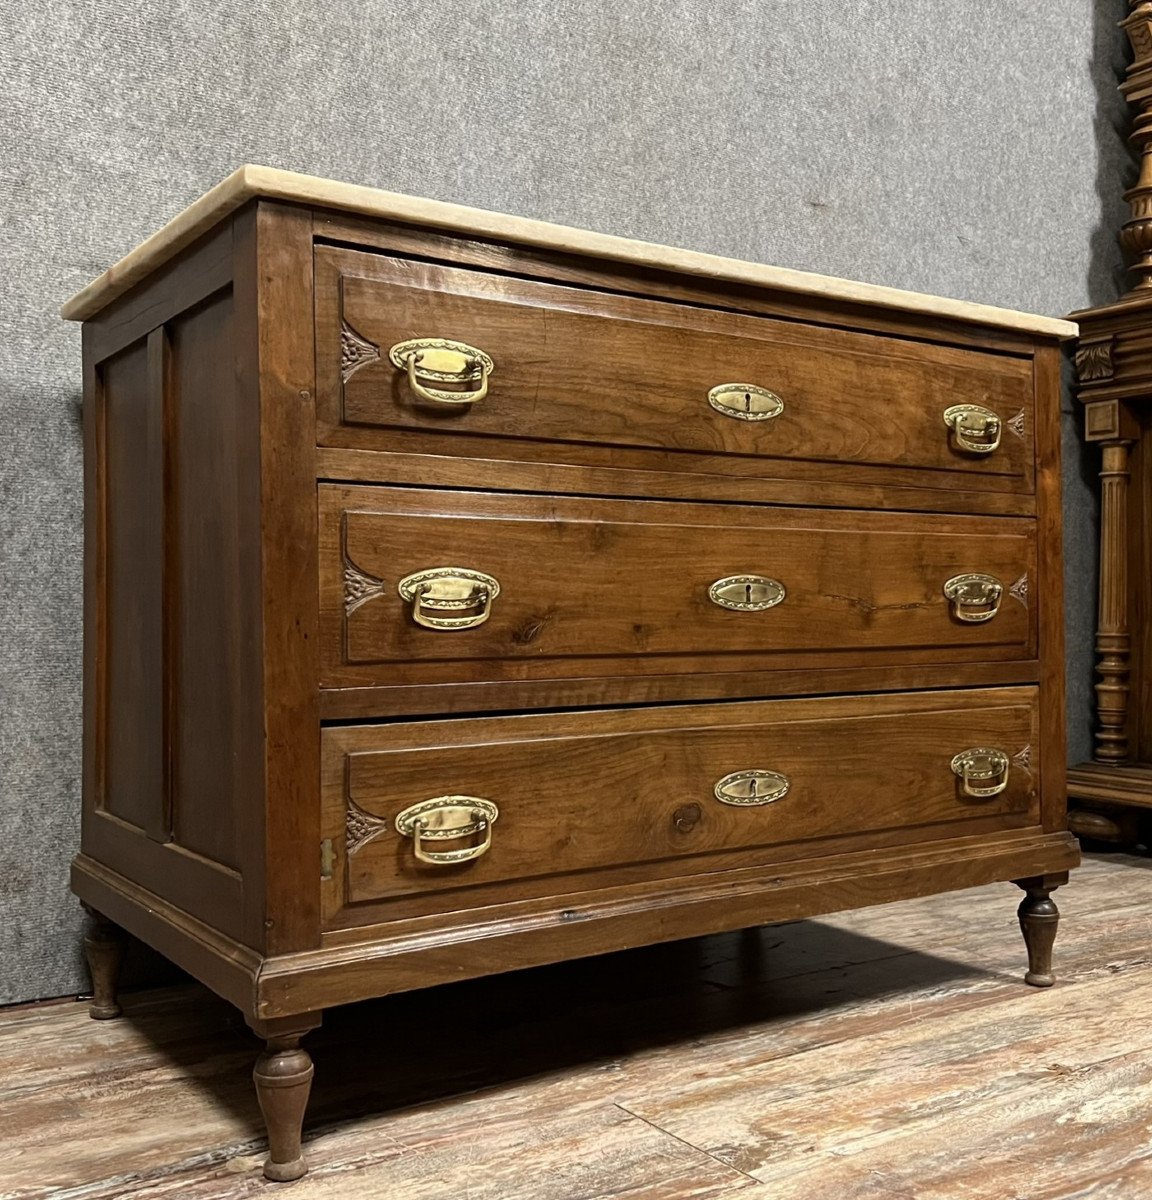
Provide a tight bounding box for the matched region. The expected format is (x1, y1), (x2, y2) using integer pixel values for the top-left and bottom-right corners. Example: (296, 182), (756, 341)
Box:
(944, 404), (1001, 455)
(943, 573), (1003, 623)
(398, 567), (501, 631)
(950, 748), (1010, 798)
(394, 796), (499, 865)
(389, 338), (494, 406)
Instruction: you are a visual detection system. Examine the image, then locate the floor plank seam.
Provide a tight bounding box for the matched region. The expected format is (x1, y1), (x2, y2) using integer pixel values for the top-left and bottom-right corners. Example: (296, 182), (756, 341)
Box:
(612, 1101), (761, 1185)
(0, 1136), (270, 1200)
(10, 856), (1152, 1198)
(730, 1041), (1152, 1189)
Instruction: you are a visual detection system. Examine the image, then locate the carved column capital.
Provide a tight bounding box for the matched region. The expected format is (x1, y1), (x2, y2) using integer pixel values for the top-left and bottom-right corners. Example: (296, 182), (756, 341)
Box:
(1120, 2), (1152, 292)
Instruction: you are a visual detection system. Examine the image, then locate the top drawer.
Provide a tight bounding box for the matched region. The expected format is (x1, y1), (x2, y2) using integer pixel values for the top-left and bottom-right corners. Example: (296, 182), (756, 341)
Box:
(316, 247), (1035, 500)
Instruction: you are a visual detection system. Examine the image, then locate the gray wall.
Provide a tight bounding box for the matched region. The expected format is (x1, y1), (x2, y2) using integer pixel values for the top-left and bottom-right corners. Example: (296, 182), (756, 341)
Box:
(0, 0), (1130, 1006)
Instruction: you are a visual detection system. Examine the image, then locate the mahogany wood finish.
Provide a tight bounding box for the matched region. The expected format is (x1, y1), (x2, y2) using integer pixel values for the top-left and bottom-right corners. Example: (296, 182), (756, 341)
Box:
(1067, 0), (1152, 839)
(67, 173), (1076, 1182)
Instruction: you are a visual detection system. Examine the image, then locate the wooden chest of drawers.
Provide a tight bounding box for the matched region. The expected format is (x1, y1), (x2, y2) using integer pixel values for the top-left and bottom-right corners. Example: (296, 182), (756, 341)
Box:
(65, 166), (1080, 1183)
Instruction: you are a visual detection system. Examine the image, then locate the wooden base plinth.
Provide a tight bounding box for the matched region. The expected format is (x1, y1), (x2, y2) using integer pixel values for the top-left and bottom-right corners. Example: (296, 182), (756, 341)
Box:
(1067, 761), (1152, 846)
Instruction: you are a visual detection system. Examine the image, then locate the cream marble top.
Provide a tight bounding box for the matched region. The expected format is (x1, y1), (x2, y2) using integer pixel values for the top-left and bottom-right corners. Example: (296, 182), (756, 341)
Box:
(61, 164), (1077, 337)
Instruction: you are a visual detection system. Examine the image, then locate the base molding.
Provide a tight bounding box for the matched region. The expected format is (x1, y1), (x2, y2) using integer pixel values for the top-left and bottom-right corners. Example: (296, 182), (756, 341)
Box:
(1067, 760), (1152, 809)
(71, 855), (262, 1017)
(74, 828), (1080, 1022)
(1067, 762), (1152, 844)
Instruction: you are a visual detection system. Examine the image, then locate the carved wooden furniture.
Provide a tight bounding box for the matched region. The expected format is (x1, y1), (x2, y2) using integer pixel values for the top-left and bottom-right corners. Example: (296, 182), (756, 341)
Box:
(1066, 0), (1152, 841)
(65, 166), (1079, 1182)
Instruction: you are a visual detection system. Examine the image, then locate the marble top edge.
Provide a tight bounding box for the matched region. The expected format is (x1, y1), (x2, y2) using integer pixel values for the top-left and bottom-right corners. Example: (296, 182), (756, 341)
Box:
(61, 164), (1078, 338)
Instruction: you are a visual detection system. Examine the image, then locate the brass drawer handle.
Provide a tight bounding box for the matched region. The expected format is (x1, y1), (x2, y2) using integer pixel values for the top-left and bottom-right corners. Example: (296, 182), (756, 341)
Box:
(709, 575), (786, 611)
(708, 383), (784, 422)
(714, 769), (790, 806)
(394, 796), (499, 865)
(950, 748), (1010, 798)
(944, 404), (1002, 455)
(389, 338), (494, 406)
(398, 567), (500, 631)
(943, 573), (1003, 623)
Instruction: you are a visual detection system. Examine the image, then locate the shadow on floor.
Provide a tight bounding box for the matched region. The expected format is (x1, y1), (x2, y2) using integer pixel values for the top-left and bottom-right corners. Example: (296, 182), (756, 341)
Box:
(116, 919), (997, 1142)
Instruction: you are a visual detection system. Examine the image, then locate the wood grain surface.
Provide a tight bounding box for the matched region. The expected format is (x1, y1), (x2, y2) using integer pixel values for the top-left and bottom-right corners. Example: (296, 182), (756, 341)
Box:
(319, 248), (1035, 493)
(11, 853), (1150, 1200)
(69, 184), (1074, 1186)
(323, 485), (1037, 687)
(324, 688), (1040, 913)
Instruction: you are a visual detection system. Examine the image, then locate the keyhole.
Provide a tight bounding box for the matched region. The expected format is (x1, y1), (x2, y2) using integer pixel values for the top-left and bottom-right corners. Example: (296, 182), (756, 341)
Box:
(745, 582), (754, 604)
(744, 391), (752, 413)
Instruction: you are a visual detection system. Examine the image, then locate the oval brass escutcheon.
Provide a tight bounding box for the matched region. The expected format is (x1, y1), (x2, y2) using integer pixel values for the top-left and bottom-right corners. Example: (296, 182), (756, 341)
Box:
(708, 383), (784, 422)
(950, 748), (1010, 798)
(709, 575), (786, 612)
(388, 338), (494, 380)
(714, 769), (790, 807)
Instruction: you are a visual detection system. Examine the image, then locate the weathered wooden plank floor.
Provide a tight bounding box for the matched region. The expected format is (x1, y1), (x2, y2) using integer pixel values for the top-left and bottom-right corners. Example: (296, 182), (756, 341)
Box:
(3, 854), (1152, 1200)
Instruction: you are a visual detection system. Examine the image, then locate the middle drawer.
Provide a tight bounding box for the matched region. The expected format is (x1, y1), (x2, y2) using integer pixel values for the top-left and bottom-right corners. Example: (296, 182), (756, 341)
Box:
(322, 486), (1036, 687)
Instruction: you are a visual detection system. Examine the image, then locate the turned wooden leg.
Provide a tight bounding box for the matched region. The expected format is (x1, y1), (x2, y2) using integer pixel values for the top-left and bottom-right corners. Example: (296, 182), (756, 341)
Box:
(1014, 874), (1066, 988)
(251, 1015), (322, 1183)
(81, 903), (127, 1020)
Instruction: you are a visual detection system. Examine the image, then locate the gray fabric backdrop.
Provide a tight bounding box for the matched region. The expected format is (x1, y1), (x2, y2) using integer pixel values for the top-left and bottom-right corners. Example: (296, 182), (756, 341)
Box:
(0, 0), (1131, 1006)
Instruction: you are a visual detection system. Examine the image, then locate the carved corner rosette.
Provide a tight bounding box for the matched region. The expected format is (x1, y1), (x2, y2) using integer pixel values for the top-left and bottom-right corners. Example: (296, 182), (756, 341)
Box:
(1009, 575), (1029, 608)
(1012, 745), (1032, 775)
(1007, 410), (1026, 440)
(344, 560), (385, 615)
(341, 321), (380, 382)
(346, 800), (390, 856)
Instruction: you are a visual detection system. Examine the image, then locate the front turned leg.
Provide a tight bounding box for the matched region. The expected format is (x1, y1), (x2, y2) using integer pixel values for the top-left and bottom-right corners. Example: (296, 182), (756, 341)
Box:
(250, 1015), (322, 1182)
(1014, 873), (1067, 988)
(81, 903), (127, 1019)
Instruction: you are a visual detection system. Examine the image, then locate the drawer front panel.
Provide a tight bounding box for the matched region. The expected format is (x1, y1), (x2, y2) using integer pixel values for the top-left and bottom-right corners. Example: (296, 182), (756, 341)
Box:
(323, 688), (1040, 917)
(317, 248), (1034, 494)
(322, 486), (1036, 686)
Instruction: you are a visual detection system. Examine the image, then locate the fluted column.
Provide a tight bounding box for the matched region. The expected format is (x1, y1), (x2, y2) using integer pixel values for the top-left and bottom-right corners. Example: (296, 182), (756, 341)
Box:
(1094, 438), (1135, 761)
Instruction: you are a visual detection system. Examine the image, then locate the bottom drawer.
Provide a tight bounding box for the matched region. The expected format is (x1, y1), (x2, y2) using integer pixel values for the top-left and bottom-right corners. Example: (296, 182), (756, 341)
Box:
(321, 687), (1040, 928)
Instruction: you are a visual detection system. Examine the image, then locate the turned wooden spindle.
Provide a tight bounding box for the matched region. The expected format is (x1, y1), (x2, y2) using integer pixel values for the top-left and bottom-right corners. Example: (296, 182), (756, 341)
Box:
(1121, 1), (1152, 292)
